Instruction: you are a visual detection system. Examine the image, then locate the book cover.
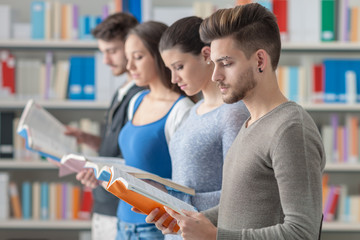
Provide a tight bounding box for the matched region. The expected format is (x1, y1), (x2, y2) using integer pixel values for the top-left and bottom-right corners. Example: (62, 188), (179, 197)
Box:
(0, 172), (9, 220)
(44, 1), (52, 40)
(0, 112), (15, 158)
(107, 167), (197, 233)
(22, 181), (32, 219)
(59, 153), (195, 195)
(326, 186), (340, 221)
(9, 182), (22, 219)
(79, 186), (93, 220)
(331, 114), (339, 163)
(32, 181), (40, 220)
(40, 182), (49, 220)
(83, 57), (95, 100)
(1, 51), (16, 95)
(321, 0), (336, 41)
(288, 66), (299, 102)
(17, 99), (78, 161)
(0, 5), (11, 40)
(273, 0), (288, 41)
(68, 56), (84, 99)
(31, 1), (45, 39)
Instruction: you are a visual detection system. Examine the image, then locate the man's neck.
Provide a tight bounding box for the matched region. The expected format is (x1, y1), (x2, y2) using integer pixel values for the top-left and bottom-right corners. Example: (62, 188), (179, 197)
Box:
(244, 77), (288, 127)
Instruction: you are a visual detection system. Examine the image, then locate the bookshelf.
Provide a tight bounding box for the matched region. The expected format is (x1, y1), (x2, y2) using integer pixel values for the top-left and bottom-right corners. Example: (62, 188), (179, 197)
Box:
(1, 0), (360, 240)
(0, 219), (91, 229)
(0, 40), (98, 50)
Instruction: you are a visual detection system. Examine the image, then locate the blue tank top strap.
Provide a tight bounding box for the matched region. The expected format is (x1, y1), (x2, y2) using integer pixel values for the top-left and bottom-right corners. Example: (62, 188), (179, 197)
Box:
(133, 90), (150, 113)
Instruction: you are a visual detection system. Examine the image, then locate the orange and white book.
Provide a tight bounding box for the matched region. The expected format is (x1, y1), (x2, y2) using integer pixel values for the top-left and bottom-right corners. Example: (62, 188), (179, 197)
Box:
(106, 167), (197, 233)
(59, 154), (195, 196)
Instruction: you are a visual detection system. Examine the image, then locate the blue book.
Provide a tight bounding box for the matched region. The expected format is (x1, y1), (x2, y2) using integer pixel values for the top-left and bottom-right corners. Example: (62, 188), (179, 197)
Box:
(324, 59), (360, 103)
(79, 15), (92, 40)
(257, 0), (273, 11)
(83, 57), (95, 100)
(68, 56), (84, 100)
(22, 182), (32, 219)
(288, 66), (299, 102)
(31, 1), (45, 39)
(123, 0), (130, 13)
(323, 59), (341, 103)
(40, 182), (49, 220)
(129, 0), (142, 22)
(79, 16), (86, 39)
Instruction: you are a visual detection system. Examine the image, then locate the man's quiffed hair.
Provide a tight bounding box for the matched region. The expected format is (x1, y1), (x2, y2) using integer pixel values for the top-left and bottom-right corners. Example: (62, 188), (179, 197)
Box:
(199, 3), (281, 70)
(92, 12), (138, 41)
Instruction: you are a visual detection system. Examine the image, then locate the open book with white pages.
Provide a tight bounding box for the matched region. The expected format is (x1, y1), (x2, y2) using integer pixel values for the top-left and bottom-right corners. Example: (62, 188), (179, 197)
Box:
(17, 99), (78, 161)
(106, 166), (197, 233)
(60, 154), (195, 195)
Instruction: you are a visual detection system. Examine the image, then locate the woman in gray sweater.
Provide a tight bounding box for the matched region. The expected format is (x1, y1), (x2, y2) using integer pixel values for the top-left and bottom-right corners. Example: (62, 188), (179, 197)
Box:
(144, 16), (249, 238)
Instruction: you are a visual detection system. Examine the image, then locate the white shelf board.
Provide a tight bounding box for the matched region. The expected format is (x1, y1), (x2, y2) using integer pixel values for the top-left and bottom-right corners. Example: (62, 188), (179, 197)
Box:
(302, 103), (360, 112)
(0, 219), (91, 229)
(282, 42), (360, 51)
(0, 100), (109, 110)
(1, 40), (360, 51)
(0, 40), (97, 49)
(325, 163), (360, 172)
(323, 222), (360, 232)
(0, 160), (57, 169)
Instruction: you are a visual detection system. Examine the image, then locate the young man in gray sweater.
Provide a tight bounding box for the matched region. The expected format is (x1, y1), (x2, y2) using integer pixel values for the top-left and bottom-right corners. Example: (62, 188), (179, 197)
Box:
(155, 3), (325, 239)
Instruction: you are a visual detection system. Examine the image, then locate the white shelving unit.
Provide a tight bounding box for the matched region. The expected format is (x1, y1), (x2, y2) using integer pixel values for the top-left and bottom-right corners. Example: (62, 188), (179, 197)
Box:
(1, 0), (360, 239)
(0, 100), (108, 110)
(0, 40), (97, 49)
(0, 220), (91, 229)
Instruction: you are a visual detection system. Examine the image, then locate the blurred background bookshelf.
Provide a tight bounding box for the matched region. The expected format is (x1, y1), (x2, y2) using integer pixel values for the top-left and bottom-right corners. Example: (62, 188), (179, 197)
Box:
(2, 0), (360, 240)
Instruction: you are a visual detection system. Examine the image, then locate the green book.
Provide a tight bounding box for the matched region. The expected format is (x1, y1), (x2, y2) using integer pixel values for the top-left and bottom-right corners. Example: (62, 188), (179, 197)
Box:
(321, 0), (335, 41)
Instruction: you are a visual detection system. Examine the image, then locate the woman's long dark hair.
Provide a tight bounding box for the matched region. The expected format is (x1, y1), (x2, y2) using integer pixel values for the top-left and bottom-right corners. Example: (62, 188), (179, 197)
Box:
(128, 21), (182, 94)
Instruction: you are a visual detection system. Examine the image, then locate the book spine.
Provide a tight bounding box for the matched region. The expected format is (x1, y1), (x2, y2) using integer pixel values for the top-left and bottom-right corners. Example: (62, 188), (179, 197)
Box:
(0, 172), (9, 220)
(321, 0), (336, 41)
(32, 181), (40, 220)
(31, 1), (45, 39)
(22, 181), (32, 219)
(40, 182), (49, 220)
(9, 182), (22, 219)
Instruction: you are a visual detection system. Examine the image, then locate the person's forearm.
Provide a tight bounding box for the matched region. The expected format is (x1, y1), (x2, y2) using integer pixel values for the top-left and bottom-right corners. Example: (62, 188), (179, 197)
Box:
(82, 133), (101, 151)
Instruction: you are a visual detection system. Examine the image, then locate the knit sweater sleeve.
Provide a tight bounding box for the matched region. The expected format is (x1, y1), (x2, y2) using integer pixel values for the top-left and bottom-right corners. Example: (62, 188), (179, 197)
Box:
(202, 205), (219, 227)
(216, 121), (325, 240)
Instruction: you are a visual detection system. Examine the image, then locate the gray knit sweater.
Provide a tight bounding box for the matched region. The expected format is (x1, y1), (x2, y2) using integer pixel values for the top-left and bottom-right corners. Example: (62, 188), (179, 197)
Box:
(166, 100), (249, 240)
(204, 101), (326, 240)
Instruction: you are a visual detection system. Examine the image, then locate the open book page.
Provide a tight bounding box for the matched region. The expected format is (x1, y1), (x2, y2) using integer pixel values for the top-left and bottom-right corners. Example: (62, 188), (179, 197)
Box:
(17, 99), (77, 161)
(59, 154), (126, 181)
(109, 166), (197, 214)
(107, 166), (197, 233)
(59, 154), (195, 195)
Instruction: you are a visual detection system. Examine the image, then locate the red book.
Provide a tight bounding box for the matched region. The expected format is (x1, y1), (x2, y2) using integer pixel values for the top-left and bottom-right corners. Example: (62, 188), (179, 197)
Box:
(273, 0), (288, 40)
(78, 186), (93, 220)
(1, 51), (15, 94)
(327, 186), (340, 221)
(312, 64), (324, 103)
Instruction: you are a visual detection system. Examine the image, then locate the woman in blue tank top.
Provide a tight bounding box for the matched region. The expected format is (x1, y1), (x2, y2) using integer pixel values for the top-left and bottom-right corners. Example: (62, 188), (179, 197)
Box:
(116, 21), (194, 240)
(143, 17), (249, 239)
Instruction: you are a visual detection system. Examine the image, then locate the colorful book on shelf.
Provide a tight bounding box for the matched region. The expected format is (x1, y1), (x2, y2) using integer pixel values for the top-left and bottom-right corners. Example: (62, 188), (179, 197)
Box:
(59, 154), (195, 196)
(0, 172), (9, 220)
(9, 182), (22, 219)
(0, 111), (15, 158)
(31, 1), (45, 39)
(321, 0), (336, 41)
(106, 166), (197, 233)
(17, 99), (78, 161)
